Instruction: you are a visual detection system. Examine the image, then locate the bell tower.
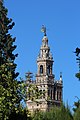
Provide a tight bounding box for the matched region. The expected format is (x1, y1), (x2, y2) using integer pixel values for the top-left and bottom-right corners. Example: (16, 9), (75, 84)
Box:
(27, 26), (63, 112)
(35, 26), (63, 111)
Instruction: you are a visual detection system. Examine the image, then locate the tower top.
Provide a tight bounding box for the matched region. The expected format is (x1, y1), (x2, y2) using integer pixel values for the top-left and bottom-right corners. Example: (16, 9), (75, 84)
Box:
(41, 25), (47, 36)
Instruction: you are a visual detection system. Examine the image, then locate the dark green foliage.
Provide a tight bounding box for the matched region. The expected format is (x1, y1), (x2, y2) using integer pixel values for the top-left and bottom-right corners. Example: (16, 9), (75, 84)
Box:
(73, 99), (80, 112)
(32, 104), (73, 120)
(73, 108), (80, 120)
(0, 1), (23, 119)
(9, 107), (27, 120)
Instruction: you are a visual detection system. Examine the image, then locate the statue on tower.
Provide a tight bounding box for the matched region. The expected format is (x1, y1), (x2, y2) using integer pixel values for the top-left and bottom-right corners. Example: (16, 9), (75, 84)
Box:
(74, 47), (80, 57)
(41, 25), (46, 36)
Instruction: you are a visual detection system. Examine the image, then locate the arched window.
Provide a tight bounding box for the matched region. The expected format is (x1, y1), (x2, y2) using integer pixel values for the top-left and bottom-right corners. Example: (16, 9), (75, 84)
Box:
(40, 65), (43, 74)
(47, 65), (50, 74)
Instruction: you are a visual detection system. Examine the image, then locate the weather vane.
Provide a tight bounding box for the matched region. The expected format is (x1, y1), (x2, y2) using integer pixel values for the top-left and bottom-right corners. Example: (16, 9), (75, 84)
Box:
(41, 25), (46, 36)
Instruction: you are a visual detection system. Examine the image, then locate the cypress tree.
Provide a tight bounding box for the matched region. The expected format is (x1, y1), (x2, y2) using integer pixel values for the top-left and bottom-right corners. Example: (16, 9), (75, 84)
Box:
(0, 1), (22, 119)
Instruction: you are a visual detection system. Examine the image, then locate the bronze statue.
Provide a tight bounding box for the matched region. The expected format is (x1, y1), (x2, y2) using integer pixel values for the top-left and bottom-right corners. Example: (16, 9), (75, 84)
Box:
(41, 25), (46, 36)
(74, 47), (80, 56)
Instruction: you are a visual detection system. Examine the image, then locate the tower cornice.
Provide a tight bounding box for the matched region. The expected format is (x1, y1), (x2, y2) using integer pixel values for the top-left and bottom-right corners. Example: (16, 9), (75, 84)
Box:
(37, 59), (54, 63)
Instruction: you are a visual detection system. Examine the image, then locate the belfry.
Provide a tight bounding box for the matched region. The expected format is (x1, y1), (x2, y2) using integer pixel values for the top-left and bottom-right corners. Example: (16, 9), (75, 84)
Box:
(27, 26), (63, 112)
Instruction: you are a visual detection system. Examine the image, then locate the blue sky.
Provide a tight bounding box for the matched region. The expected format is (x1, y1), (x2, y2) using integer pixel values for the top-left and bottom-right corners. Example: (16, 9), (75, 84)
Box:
(4, 0), (80, 108)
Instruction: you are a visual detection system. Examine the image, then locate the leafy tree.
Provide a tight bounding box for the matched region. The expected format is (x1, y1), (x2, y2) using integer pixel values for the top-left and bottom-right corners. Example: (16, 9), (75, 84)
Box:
(25, 72), (44, 102)
(32, 104), (73, 120)
(56, 104), (73, 120)
(73, 99), (80, 112)
(73, 108), (80, 120)
(18, 72), (44, 119)
(0, 1), (23, 119)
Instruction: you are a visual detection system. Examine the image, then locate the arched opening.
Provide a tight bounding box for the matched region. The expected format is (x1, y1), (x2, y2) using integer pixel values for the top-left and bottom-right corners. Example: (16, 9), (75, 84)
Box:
(59, 91), (62, 100)
(40, 65), (43, 74)
(47, 65), (50, 75)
